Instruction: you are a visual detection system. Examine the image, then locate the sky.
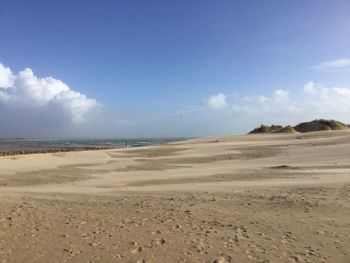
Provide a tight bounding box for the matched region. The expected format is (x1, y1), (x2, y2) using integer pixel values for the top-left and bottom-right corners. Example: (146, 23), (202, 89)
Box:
(1, 0), (350, 138)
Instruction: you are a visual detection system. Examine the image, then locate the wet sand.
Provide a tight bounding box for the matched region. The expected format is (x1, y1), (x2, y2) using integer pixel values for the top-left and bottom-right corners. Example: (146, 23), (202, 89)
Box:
(1, 131), (350, 262)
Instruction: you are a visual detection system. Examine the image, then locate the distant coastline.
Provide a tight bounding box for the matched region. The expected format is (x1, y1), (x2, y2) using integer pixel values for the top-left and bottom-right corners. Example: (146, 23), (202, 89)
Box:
(0, 138), (187, 156)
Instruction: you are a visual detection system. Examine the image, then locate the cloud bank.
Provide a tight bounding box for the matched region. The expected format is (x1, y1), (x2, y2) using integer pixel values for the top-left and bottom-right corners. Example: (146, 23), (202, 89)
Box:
(229, 81), (350, 125)
(196, 81), (350, 135)
(0, 63), (100, 137)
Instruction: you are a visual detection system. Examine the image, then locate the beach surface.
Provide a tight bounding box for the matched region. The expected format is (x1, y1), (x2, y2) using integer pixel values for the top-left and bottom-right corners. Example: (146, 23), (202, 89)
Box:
(1, 131), (350, 262)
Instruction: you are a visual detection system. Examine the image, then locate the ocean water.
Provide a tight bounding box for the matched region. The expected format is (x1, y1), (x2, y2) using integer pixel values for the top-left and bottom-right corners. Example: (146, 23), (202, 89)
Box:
(0, 138), (188, 153)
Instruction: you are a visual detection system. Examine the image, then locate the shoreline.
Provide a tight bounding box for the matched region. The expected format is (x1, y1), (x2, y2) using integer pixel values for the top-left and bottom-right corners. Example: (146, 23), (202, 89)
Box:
(0, 146), (118, 157)
(0, 138), (189, 157)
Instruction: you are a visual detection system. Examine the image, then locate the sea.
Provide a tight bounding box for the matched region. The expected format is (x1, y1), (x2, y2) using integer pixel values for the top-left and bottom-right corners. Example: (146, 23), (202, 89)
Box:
(0, 138), (188, 153)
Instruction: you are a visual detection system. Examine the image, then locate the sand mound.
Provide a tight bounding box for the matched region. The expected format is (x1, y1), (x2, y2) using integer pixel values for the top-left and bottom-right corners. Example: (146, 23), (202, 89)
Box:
(248, 124), (283, 134)
(248, 124), (297, 134)
(293, 119), (349, 133)
(278, 125), (298, 134)
(249, 119), (349, 134)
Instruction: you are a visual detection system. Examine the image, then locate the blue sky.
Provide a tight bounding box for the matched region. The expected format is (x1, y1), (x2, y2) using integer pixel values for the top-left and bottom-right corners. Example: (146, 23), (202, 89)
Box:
(1, 0), (350, 138)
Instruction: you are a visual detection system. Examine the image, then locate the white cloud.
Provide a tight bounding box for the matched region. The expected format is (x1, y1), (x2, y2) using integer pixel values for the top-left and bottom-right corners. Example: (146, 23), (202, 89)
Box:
(231, 82), (350, 125)
(0, 63), (14, 88)
(203, 93), (227, 109)
(273, 89), (289, 102)
(304, 81), (317, 93)
(312, 58), (350, 71)
(232, 89), (290, 115)
(0, 63), (100, 135)
(303, 81), (350, 115)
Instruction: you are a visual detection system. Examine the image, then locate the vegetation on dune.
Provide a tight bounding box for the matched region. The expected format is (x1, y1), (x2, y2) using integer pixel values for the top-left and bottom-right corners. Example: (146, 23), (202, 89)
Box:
(294, 119), (349, 133)
(248, 125), (283, 134)
(318, 119), (348, 129)
(249, 119), (349, 134)
(248, 124), (297, 134)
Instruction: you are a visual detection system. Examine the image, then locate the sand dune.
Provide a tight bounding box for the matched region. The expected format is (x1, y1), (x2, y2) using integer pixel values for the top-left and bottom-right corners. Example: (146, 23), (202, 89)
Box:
(1, 131), (350, 262)
(248, 119), (350, 134)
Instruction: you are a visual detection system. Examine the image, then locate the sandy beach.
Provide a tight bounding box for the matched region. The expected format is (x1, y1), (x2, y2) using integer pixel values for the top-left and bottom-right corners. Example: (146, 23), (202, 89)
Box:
(1, 131), (350, 262)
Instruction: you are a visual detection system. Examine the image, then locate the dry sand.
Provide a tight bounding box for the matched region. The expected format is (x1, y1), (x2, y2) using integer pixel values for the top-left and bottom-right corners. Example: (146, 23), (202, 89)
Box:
(1, 131), (350, 262)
